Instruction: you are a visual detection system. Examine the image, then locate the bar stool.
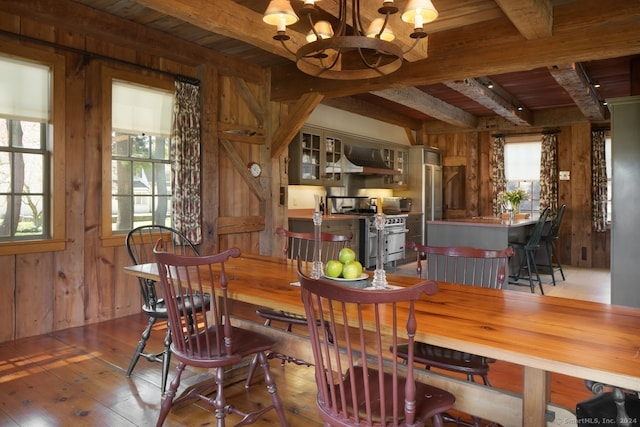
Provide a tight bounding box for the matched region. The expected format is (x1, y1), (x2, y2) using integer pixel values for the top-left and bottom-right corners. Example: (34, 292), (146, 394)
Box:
(509, 207), (550, 294)
(538, 204), (566, 286)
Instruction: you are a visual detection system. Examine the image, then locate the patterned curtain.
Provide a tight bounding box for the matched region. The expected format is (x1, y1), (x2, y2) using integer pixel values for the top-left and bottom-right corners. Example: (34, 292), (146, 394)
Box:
(171, 79), (202, 244)
(492, 136), (506, 215)
(591, 130), (608, 232)
(539, 133), (558, 214)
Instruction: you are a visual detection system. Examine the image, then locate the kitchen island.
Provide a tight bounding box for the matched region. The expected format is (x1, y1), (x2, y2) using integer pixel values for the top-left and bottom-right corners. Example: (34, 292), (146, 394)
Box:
(427, 216), (539, 250)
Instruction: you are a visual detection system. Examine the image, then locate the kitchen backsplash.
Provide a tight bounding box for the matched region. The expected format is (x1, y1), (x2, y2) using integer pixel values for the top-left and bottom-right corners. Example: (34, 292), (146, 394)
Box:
(288, 185), (392, 210)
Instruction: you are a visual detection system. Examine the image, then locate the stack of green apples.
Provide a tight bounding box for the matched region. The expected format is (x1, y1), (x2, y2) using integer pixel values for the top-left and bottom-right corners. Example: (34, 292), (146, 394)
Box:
(325, 248), (363, 279)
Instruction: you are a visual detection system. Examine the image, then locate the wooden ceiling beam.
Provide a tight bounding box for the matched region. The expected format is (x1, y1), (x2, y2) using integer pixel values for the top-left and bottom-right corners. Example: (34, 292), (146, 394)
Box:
(371, 87), (477, 129)
(0, 0), (265, 82)
(134, 0), (299, 61)
(321, 97), (421, 130)
(444, 78), (533, 126)
(270, 0), (640, 102)
(270, 93), (324, 159)
(548, 63), (606, 121)
(493, 0), (553, 39)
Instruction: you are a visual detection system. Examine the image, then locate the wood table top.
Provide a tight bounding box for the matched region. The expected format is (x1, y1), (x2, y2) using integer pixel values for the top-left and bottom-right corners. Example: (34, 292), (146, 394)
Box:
(124, 252), (640, 392)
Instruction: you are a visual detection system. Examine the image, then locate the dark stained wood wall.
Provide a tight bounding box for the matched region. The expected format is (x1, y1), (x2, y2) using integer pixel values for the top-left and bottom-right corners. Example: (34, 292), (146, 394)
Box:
(0, 10), (283, 342)
(425, 122), (610, 270)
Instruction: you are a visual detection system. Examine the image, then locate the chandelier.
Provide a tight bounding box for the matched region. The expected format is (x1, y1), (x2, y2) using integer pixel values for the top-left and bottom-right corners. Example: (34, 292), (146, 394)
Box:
(263, 0), (438, 80)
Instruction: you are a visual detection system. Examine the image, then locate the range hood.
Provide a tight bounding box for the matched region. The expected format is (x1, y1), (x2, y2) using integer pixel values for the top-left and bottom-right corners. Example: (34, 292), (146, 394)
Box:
(342, 144), (399, 175)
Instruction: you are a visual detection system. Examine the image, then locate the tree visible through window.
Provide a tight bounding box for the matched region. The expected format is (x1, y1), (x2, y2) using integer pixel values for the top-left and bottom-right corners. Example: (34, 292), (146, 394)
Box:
(504, 140), (542, 215)
(110, 80), (173, 232)
(0, 57), (50, 240)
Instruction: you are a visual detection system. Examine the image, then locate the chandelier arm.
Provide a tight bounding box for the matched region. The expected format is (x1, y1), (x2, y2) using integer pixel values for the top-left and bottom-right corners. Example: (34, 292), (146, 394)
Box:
(305, 12), (321, 42)
(335, 0), (347, 37)
(321, 49), (342, 71)
(402, 36), (421, 55)
(278, 38), (298, 56)
(376, 13), (392, 39)
(353, 0), (363, 35)
(356, 47), (384, 70)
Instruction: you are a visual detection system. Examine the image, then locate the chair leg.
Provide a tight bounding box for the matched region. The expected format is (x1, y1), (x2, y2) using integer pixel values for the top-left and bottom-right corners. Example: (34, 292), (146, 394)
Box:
(545, 240), (557, 286)
(155, 361), (186, 427)
(126, 316), (156, 377)
(160, 327), (172, 393)
(551, 241), (565, 281)
(530, 251), (544, 295)
(525, 250), (544, 295)
(245, 353), (260, 388)
(258, 351), (289, 426)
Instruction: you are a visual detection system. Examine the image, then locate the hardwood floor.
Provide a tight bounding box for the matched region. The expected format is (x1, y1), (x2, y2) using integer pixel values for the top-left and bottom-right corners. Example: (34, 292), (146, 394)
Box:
(0, 265), (609, 426)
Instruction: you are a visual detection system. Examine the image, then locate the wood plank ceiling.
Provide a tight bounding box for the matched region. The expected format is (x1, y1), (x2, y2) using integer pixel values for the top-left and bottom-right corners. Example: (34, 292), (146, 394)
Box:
(67, 0), (640, 131)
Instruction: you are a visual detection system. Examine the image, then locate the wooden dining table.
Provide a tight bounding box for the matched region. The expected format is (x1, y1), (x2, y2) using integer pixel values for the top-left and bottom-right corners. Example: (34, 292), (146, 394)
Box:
(124, 252), (640, 427)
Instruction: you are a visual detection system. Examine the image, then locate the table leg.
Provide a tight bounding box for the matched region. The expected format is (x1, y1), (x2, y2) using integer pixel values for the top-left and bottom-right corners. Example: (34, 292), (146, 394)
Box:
(523, 366), (551, 427)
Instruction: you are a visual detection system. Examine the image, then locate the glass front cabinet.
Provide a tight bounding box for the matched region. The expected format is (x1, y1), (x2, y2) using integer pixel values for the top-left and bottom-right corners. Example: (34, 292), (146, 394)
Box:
(382, 147), (409, 187)
(289, 127), (343, 186)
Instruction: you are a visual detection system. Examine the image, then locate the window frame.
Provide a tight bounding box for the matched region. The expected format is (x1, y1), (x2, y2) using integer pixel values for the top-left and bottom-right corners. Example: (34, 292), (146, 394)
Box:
(504, 136), (542, 215)
(100, 67), (174, 247)
(0, 45), (66, 255)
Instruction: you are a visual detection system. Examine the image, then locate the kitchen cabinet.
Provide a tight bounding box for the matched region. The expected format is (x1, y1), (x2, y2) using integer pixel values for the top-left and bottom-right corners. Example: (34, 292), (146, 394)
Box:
(288, 217), (360, 261)
(382, 147), (408, 187)
(288, 127), (343, 186)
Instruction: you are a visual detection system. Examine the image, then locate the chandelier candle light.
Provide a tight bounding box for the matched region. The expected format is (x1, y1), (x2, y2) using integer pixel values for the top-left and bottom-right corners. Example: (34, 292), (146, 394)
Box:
(262, 0), (439, 80)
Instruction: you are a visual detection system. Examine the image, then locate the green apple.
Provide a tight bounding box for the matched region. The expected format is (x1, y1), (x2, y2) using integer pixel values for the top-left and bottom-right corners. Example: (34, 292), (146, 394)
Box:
(325, 260), (343, 278)
(342, 261), (363, 279)
(338, 247), (356, 264)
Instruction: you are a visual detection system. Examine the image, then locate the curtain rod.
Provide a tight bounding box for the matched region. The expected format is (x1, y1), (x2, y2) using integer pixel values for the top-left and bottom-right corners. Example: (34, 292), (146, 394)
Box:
(492, 128), (560, 138)
(0, 29), (200, 85)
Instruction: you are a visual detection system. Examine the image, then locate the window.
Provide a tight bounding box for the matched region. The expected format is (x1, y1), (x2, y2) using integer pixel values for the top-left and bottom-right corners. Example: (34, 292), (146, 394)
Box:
(504, 139), (541, 215)
(102, 70), (174, 245)
(0, 49), (65, 254)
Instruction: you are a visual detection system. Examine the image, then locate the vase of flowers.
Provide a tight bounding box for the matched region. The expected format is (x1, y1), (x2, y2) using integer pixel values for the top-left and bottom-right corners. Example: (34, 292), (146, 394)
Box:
(499, 188), (528, 214)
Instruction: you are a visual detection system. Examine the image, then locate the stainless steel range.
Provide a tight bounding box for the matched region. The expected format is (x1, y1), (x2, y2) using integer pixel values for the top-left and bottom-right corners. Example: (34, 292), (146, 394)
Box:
(363, 214), (408, 269)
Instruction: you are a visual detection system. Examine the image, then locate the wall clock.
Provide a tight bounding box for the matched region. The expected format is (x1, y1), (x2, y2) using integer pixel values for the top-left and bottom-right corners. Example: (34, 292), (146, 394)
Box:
(248, 161), (262, 177)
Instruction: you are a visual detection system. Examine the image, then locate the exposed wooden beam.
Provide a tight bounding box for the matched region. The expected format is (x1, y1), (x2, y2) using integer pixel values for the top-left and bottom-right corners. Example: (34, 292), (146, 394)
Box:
(134, 0), (298, 61)
(371, 88), (477, 129)
(493, 0), (553, 39)
(219, 138), (267, 201)
(270, 93), (324, 159)
(548, 63), (606, 121)
(0, 0), (265, 83)
(321, 97), (421, 130)
(217, 216), (266, 234)
(231, 77), (264, 124)
(444, 78), (533, 126)
(270, 0), (640, 102)
(423, 106), (590, 134)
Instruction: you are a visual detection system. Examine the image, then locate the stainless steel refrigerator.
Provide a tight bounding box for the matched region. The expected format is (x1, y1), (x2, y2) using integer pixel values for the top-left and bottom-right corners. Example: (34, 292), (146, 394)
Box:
(397, 146), (442, 244)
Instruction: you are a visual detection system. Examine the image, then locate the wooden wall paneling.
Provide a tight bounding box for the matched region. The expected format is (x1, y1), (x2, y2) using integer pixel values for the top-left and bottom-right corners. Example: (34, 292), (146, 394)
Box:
(15, 253), (54, 338)
(555, 128), (574, 267)
(54, 50), (86, 330)
(262, 74), (290, 258)
(217, 75), (265, 254)
(200, 65), (220, 256)
(0, 256), (16, 341)
(569, 122), (593, 268)
(113, 247), (138, 317)
(83, 58), (114, 323)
